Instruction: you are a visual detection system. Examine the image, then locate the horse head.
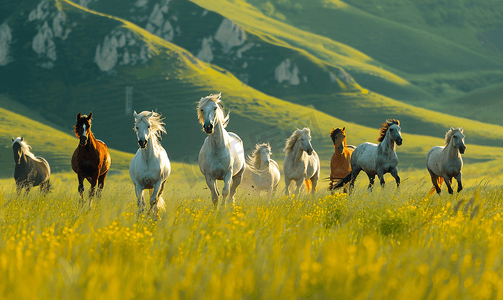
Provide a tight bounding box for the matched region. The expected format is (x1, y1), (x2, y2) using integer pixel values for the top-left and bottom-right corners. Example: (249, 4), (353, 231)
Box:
(75, 112), (92, 146)
(259, 144), (272, 167)
(11, 137), (23, 164)
(388, 123), (403, 146)
(300, 131), (314, 155)
(330, 127), (346, 153)
(134, 111), (154, 149)
(452, 128), (466, 154)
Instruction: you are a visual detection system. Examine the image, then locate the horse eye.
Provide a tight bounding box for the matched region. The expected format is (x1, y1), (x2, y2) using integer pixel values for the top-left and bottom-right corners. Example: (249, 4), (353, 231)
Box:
(148, 125), (150, 128)
(136, 127), (138, 130)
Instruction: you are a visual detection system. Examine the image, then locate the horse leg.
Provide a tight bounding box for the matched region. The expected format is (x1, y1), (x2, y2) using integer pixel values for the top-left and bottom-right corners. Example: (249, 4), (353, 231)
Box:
(455, 173), (463, 193)
(390, 167), (400, 188)
(366, 173), (376, 191)
(88, 174), (99, 207)
(135, 184), (145, 215)
(149, 180), (163, 218)
(310, 172), (319, 195)
(40, 180), (50, 195)
(96, 171), (108, 198)
(349, 167), (361, 194)
(222, 171), (233, 205)
(284, 177), (291, 196)
(205, 176), (219, 206)
(229, 167), (245, 204)
(294, 175), (306, 196)
(428, 169), (441, 194)
(377, 170), (385, 188)
(443, 176), (454, 194)
(77, 173), (85, 199)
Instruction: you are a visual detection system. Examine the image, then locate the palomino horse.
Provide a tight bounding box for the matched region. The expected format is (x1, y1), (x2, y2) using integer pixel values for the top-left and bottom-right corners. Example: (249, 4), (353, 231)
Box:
(129, 111), (171, 216)
(283, 127), (320, 196)
(426, 127), (466, 195)
(197, 93), (245, 206)
(12, 137), (51, 194)
(71, 112), (111, 204)
(332, 119), (403, 192)
(328, 127), (356, 192)
(243, 143), (280, 198)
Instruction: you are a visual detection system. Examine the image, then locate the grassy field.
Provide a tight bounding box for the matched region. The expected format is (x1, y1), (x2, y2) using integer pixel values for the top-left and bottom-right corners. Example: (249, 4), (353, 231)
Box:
(1, 172), (503, 299)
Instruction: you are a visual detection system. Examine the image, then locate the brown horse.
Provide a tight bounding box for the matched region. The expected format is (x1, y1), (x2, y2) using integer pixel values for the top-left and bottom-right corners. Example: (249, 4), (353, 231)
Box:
(12, 137), (51, 194)
(71, 112), (111, 204)
(328, 127), (355, 193)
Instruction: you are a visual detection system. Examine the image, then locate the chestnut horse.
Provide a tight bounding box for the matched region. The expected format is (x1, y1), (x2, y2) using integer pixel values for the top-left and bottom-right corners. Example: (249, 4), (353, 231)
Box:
(71, 112), (111, 204)
(328, 127), (355, 193)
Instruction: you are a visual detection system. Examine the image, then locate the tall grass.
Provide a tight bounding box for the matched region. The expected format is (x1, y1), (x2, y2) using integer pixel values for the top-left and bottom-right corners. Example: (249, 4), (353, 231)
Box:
(1, 177), (503, 299)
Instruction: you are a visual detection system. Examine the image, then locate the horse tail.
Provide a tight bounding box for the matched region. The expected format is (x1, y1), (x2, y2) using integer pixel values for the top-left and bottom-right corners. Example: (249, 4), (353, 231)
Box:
(157, 195), (166, 211)
(329, 172), (352, 190)
(305, 179), (312, 192)
(427, 177), (444, 196)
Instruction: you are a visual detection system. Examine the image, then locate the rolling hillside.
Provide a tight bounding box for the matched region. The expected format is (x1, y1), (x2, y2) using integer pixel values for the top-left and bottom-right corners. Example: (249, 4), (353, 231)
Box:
(1, 0), (503, 181)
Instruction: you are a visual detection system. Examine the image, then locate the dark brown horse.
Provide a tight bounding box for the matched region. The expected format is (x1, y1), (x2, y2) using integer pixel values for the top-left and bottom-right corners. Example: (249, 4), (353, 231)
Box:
(12, 137), (51, 194)
(71, 112), (111, 203)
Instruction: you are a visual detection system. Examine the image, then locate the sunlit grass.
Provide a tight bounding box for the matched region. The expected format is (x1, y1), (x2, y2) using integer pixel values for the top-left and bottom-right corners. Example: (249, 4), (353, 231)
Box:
(1, 175), (503, 299)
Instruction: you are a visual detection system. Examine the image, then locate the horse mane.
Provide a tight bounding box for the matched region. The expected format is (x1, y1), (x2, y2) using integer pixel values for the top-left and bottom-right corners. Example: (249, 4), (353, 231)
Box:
(284, 127), (310, 154)
(247, 143), (271, 169)
(377, 119), (400, 142)
(134, 111), (167, 148)
(197, 93), (229, 128)
(12, 137), (40, 162)
(445, 127), (463, 146)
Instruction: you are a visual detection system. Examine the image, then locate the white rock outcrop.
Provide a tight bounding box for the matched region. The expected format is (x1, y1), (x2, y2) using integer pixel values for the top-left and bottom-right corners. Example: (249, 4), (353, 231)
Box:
(274, 59), (300, 85)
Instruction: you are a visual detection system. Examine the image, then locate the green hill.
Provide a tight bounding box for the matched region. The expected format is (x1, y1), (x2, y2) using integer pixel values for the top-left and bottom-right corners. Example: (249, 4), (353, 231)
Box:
(2, 0), (503, 183)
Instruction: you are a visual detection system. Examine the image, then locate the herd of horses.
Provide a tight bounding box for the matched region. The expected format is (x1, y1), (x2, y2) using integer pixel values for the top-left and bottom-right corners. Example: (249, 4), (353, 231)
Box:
(11, 93), (466, 213)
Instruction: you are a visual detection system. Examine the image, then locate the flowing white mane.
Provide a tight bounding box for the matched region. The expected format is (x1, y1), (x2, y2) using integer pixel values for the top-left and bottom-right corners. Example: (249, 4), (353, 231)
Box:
(246, 143), (272, 174)
(284, 127), (310, 154)
(134, 111), (166, 149)
(12, 137), (40, 161)
(445, 127), (463, 146)
(197, 93), (229, 128)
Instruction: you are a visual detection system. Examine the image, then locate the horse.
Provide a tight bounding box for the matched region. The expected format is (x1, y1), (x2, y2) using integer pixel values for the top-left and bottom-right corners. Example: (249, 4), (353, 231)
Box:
(129, 111), (171, 216)
(11, 137), (51, 194)
(71, 112), (111, 204)
(197, 93), (245, 206)
(243, 143), (280, 198)
(328, 127), (356, 193)
(332, 119), (403, 193)
(283, 127), (320, 196)
(426, 127), (466, 195)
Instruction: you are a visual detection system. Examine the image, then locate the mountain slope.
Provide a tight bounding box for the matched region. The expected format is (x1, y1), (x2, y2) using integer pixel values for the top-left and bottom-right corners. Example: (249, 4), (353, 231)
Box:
(1, 0), (503, 173)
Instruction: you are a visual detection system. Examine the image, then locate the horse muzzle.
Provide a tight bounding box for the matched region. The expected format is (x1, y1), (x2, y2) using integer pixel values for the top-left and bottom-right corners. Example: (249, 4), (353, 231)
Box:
(459, 146), (466, 154)
(138, 140), (147, 148)
(306, 149), (313, 156)
(396, 138), (403, 146)
(203, 124), (214, 134)
(79, 136), (88, 146)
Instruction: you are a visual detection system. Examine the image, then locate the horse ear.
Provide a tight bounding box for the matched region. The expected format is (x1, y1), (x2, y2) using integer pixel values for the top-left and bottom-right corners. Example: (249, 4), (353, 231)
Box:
(133, 111), (138, 118)
(148, 111), (154, 118)
(77, 112), (81, 121)
(342, 127), (346, 132)
(20, 137), (24, 141)
(11, 137), (14, 142)
(218, 92), (222, 99)
(88, 112), (93, 120)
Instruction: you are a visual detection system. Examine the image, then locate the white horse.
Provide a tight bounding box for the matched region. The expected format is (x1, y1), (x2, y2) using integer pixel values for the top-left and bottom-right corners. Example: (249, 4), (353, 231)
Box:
(426, 127), (466, 195)
(243, 143), (281, 198)
(129, 111), (171, 216)
(197, 93), (245, 206)
(283, 127), (320, 196)
(333, 119), (403, 192)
